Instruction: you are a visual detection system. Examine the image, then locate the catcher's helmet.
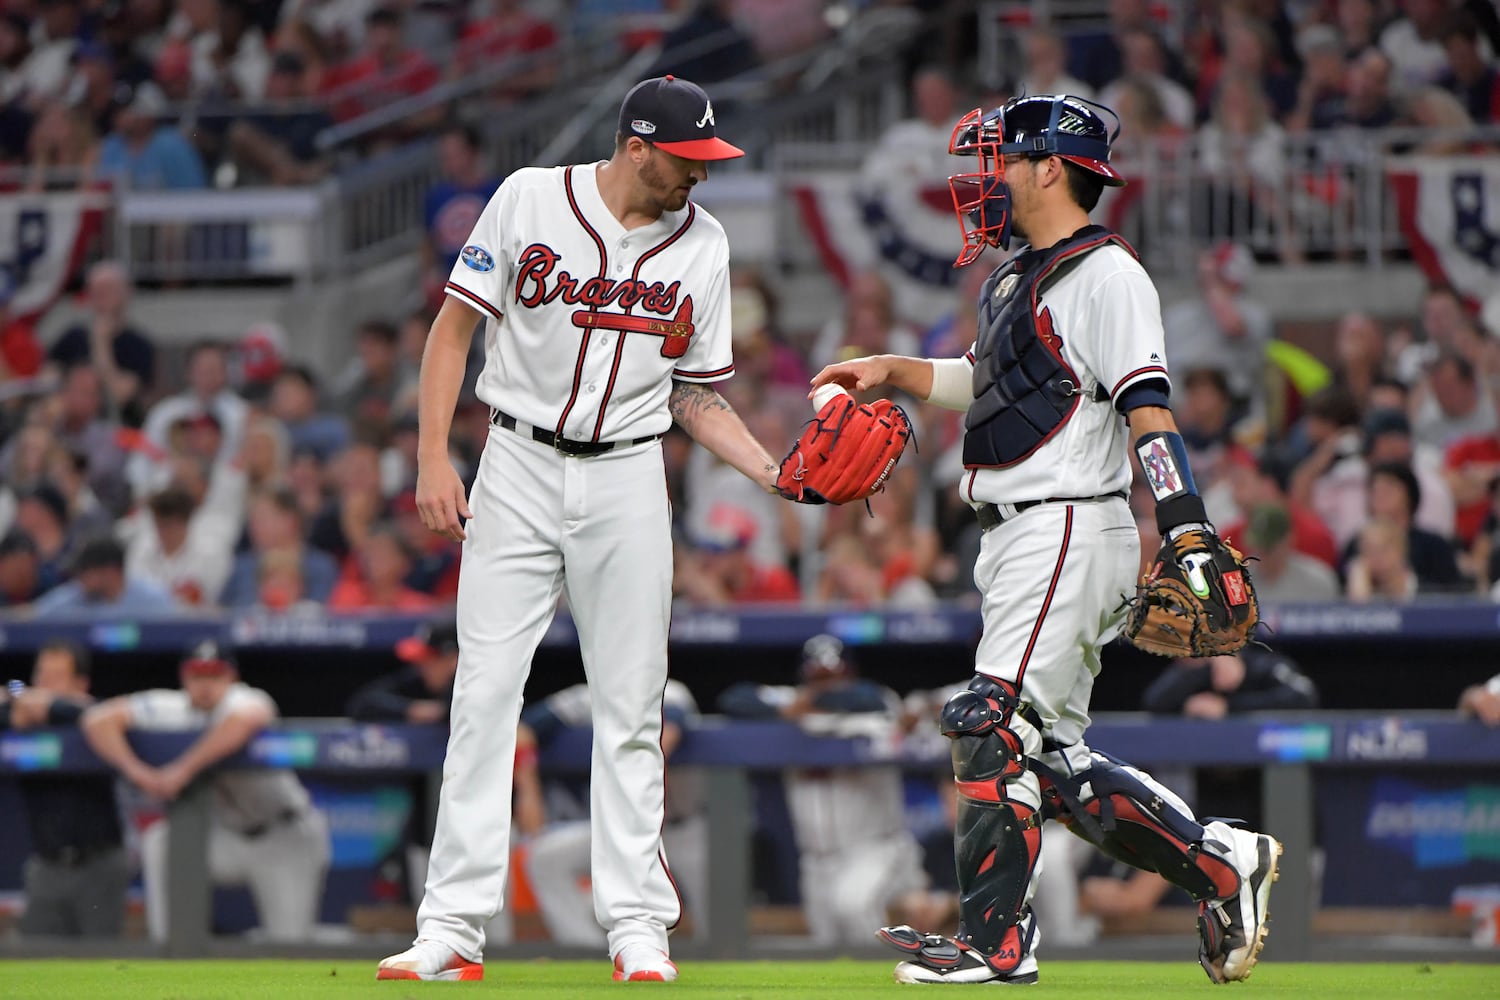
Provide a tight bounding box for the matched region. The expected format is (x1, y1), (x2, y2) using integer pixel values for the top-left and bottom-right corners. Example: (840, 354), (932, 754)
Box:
(947, 94), (1125, 264)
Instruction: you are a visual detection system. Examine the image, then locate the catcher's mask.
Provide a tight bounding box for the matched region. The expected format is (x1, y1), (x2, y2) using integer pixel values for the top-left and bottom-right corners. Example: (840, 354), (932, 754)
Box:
(947, 94), (1126, 264)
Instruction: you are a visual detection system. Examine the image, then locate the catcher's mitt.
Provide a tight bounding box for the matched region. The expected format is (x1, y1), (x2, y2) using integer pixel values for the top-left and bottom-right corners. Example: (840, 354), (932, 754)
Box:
(1125, 528), (1259, 657)
(776, 394), (913, 505)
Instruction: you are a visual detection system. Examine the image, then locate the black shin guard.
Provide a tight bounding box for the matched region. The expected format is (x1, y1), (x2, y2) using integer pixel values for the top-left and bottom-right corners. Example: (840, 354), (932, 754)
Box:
(942, 679), (1042, 967)
(1035, 754), (1240, 902)
(953, 796), (1041, 961)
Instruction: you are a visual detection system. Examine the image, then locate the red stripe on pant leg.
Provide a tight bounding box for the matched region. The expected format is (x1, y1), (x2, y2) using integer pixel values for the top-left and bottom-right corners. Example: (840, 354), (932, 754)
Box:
(1015, 506), (1073, 688)
(655, 675), (685, 931)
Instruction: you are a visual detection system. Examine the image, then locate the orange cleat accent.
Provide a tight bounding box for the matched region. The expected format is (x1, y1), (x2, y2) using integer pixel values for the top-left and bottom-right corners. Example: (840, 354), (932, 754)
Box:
(611, 949), (678, 982)
(376, 943), (483, 982)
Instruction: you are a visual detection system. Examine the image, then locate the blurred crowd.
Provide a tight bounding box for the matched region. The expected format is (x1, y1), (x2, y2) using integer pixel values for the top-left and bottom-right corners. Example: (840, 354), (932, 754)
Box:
(1142, 263), (1500, 605)
(0, 0), (849, 189)
(1, 0), (1494, 192)
(4, 245), (1500, 618)
(996, 0), (1500, 263)
(0, 0), (1498, 617)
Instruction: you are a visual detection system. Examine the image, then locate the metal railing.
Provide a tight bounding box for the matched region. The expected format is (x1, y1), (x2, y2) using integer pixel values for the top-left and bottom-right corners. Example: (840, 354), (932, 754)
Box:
(329, 140), (441, 274)
(27, 106), (1496, 288)
(1110, 125), (1500, 271)
(314, 25), (645, 158)
(114, 185), (336, 286)
(773, 125), (1500, 274)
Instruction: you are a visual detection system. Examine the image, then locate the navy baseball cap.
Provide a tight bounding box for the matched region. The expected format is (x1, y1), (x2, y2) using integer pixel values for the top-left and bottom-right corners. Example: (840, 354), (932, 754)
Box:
(182, 639), (238, 676)
(618, 75), (744, 161)
(397, 620), (460, 662)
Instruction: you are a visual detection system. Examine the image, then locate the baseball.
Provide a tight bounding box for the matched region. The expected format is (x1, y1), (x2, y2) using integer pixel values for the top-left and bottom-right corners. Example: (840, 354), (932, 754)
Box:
(812, 383), (850, 411)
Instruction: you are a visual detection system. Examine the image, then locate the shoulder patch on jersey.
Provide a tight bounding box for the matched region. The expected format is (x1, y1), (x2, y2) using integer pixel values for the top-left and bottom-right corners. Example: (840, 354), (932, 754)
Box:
(461, 245), (495, 273)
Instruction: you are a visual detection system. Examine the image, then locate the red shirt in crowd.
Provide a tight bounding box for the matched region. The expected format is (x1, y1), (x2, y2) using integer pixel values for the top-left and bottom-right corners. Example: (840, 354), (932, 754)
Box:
(328, 579), (435, 612)
(731, 565), (801, 603)
(1221, 502), (1341, 569)
(323, 51), (440, 122)
(458, 13), (558, 69)
(2, 315), (43, 376)
(1445, 433), (1500, 544)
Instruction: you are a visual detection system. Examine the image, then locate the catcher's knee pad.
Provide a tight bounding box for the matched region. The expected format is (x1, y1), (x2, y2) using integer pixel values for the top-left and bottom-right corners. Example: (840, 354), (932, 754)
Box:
(1036, 752), (1239, 902)
(942, 676), (1043, 963)
(941, 676), (1042, 796)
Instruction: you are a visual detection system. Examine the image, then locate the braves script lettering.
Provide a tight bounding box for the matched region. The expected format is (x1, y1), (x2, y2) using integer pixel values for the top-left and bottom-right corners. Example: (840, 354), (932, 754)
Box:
(513, 243), (680, 315)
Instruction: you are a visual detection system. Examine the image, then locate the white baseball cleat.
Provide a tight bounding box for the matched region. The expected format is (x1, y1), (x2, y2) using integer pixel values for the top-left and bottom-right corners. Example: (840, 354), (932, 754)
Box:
(376, 939), (483, 981)
(1198, 825), (1282, 984)
(612, 943), (678, 982)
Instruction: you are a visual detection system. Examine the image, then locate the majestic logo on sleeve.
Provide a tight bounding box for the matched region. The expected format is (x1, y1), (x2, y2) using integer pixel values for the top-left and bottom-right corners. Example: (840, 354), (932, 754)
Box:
(513, 243), (696, 357)
(696, 101), (714, 129)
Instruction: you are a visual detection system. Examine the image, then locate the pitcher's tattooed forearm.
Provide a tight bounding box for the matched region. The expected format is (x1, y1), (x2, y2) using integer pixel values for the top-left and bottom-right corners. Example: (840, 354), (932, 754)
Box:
(669, 380), (734, 429)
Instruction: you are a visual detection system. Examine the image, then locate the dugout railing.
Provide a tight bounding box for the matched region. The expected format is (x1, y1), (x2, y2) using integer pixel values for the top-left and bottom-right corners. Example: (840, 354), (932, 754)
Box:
(3, 714), (1497, 960)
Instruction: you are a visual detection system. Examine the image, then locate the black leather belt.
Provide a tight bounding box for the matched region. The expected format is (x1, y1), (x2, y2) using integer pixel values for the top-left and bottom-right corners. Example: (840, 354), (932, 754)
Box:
(491, 408), (661, 457)
(242, 808), (305, 839)
(37, 843), (119, 867)
(975, 490), (1128, 532)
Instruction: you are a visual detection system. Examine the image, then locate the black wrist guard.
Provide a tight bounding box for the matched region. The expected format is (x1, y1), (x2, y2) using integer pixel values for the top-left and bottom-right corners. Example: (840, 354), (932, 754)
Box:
(1155, 493), (1209, 536)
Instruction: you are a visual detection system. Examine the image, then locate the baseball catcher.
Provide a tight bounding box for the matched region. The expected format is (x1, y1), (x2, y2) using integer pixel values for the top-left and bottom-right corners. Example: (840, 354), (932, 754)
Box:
(806, 92), (1282, 988)
(776, 391), (913, 505)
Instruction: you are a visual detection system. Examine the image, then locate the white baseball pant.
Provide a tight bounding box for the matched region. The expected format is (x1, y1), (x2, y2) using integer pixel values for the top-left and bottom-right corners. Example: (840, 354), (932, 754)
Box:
(417, 427), (679, 961)
(799, 832), (928, 947)
(526, 815), (710, 947)
(973, 497), (1141, 796)
(141, 810), (329, 942)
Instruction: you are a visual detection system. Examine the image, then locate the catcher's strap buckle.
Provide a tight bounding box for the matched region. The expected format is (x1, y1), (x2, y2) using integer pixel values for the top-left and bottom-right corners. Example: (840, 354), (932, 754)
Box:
(975, 490), (1127, 532)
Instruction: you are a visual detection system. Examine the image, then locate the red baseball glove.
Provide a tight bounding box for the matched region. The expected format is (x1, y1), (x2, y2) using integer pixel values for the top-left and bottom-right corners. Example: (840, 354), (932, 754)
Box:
(776, 395), (913, 505)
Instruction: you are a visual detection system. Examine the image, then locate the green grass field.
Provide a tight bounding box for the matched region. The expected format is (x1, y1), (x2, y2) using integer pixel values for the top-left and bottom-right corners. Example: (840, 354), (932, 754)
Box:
(1, 960), (1493, 999)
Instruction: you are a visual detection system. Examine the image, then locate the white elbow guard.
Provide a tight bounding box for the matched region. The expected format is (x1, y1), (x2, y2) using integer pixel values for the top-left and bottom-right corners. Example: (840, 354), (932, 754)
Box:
(926, 357), (974, 411)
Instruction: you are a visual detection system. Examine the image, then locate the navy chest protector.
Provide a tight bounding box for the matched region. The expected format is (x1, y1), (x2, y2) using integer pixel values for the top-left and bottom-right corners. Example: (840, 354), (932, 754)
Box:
(963, 225), (1134, 469)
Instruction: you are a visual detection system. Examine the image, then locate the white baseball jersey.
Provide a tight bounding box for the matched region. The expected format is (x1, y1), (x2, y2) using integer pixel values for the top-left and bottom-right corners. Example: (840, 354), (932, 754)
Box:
(132, 684), (328, 945)
(127, 684), (311, 831)
(446, 162), (735, 443)
(420, 160), (735, 963)
(960, 244), (1170, 505)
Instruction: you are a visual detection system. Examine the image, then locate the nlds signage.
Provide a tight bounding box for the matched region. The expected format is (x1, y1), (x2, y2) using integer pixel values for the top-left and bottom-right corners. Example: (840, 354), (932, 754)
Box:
(1345, 718), (1429, 761)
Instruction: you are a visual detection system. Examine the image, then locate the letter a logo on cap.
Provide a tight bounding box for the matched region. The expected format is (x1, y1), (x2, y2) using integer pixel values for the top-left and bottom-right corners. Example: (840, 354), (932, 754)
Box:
(696, 100), (714, 129)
